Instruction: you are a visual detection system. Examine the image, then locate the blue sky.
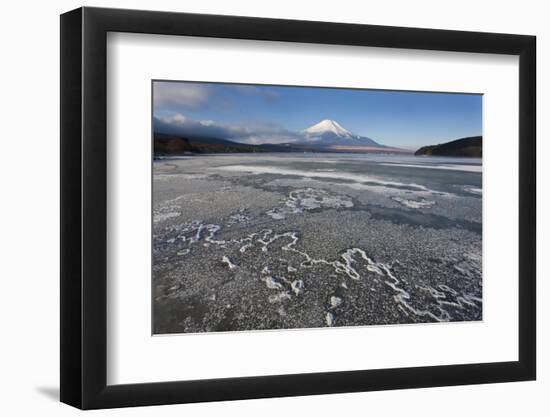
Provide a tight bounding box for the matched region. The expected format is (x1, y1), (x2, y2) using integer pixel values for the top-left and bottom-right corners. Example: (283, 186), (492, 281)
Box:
(153, 81), (482, 149)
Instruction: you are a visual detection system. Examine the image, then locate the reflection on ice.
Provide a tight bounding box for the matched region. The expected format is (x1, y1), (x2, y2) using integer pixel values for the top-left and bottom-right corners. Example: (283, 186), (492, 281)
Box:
(378, 162), (482, 173)
(215, 165), (431, 192)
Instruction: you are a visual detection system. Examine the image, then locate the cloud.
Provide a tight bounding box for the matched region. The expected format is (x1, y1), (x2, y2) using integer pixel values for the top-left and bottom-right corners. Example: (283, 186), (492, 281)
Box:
(153, 82), (282, 114)
(160, 113), (186, 124)
(153, 82), (210, 109)
(231, 85), (280, 101)
(235, 134), (300, 145)
(154, 113), (303, 145)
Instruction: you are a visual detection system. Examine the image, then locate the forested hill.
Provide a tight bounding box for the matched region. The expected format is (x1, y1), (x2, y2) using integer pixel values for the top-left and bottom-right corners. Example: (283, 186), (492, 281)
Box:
(415, 136), (482, 157)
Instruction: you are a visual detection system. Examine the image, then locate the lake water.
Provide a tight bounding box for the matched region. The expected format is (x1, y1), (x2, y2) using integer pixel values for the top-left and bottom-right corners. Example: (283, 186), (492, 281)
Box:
(152, 153), (482, 334)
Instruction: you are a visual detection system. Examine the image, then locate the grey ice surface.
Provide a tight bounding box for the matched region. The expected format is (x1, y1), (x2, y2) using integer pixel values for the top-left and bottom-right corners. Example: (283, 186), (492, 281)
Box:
(152, 153), (482, 334)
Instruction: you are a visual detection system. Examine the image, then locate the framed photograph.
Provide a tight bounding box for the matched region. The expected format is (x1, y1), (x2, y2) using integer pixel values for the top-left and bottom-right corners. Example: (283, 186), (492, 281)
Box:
(60, 7), (536, 409)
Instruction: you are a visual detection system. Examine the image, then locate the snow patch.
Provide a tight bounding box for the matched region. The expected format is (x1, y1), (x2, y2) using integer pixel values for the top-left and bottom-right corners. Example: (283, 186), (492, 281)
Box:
(379, 162), (482, 173)
(391, 196), (436, 209)
(153, 211), (180, 223)
(291, 280), (305, 296)
(464, 186), (482, 195)
(268, 292), (291, 303)
(330, 296), (343, 308)
(267, 188), (353, 220)
(264, 276), (284, 290)
(221, 256), (237, 270)
(326, 312), (336, 327)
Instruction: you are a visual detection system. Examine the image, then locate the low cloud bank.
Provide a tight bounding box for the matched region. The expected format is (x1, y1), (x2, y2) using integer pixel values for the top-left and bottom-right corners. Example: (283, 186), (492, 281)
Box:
(154, 113), (303, 145)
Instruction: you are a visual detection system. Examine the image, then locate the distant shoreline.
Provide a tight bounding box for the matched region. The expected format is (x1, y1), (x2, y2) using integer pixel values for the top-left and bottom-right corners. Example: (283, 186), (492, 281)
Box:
(153, 132), (412, 158)
(153, 151), (482, 161)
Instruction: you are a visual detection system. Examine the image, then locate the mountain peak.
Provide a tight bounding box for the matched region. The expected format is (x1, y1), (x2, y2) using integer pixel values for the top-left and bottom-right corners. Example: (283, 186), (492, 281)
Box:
(303, 119), (355, 138)
(299, 119), (386, 148)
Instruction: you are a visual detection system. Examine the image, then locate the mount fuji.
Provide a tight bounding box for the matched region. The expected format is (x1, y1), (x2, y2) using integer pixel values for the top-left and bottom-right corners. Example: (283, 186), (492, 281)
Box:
(154, 116), (409, 154)
(298, 119), (387, 149)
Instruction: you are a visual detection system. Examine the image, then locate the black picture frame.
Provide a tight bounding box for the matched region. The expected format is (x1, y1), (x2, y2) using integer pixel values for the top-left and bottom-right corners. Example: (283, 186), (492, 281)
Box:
(60, 6), (536, 410)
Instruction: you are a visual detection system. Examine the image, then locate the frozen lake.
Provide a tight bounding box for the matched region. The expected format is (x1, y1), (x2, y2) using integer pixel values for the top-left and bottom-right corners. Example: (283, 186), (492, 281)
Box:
(152, 153), (482, 334)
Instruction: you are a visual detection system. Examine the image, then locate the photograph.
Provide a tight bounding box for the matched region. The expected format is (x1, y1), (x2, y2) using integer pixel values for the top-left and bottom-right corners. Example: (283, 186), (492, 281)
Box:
(152, 81), (483, 334)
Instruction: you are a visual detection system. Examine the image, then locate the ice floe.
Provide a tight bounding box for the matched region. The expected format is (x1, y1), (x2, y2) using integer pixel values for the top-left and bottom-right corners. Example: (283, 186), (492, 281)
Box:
(391, 196), (436, 209)
(267, 188), (353, 219)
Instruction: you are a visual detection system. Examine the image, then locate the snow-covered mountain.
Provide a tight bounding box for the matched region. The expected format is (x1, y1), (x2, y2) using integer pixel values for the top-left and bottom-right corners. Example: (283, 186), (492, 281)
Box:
(303, 119), (356, 139)
(154, 115), (406, 153)
(300, 119), (384, 147)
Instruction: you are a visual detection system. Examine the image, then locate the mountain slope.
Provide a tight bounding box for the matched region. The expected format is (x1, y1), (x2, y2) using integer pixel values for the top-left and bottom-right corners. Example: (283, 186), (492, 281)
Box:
(154, 133), (298, 155)
(154, 134), (195, 155)
(154, 117), (408, 154)
(415, 136), (482, 157)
